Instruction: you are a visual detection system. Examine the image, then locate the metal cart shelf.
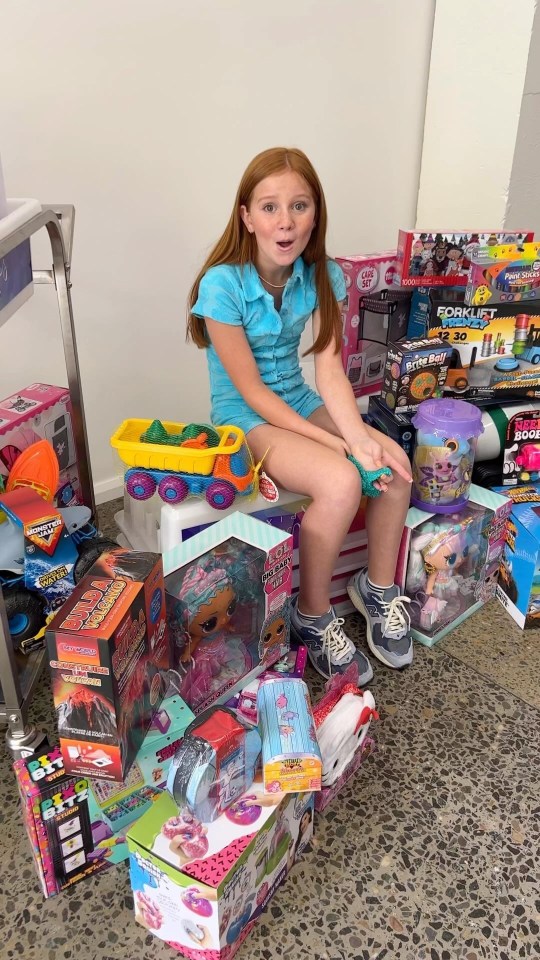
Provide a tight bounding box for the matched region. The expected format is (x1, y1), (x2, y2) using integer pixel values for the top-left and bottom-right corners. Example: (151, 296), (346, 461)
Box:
(0, 205), (96, 758)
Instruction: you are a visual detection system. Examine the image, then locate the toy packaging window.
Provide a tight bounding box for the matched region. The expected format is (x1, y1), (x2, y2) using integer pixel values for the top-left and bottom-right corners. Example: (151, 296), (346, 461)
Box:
(163, 511), (293, 716)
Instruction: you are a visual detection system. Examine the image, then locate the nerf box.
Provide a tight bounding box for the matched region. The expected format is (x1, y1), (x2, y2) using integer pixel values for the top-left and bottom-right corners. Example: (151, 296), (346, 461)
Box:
(365, 396), (416, 461)
(427, 291), (540, 399)
(127, 782), (314, 959)
(14, 697), (194, 896)
(381, 336), (454, 412)
(0, 383), (82, 506)
(46, 549), (172, 782)
(466, 242), (540, 306)
(335, 252), (402, 397)
(394, 230), (534, 288)
(395, 485), (510, 647)
(494, 483), (540, 629)
(164, 511), (292, 716)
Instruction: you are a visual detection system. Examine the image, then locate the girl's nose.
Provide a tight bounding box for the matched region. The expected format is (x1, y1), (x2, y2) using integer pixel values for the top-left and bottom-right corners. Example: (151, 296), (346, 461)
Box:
(278, 208), (294, 229)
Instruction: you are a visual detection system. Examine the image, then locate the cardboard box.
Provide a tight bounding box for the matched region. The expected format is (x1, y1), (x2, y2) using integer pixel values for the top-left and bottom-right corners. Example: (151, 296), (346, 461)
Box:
(365, 396), (416, 461)
(127, 784), (314, 958)
(494, 483), (540, 628)
(46, 550), (171, 781)
(466, 241), (540, 306)
(0, 383), (82, 506)
(396, 484), (510, 646)
(381, 336), (454, 412)
(394, 230), (534, 288)
(426, 291), (540, 399)
(500, 409), (540, 486)
(14, 697), (194, 896)
(164, 512), (292, 715)
(335, 253), (404, 397)
(0, 239), (33, 324)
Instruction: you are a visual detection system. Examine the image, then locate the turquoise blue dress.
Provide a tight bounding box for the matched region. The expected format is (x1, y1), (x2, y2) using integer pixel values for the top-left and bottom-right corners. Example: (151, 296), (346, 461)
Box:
(191, 257), (346, 434)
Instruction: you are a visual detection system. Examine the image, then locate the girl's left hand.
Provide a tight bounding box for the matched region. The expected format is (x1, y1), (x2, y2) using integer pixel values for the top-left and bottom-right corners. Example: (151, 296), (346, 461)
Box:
(350, 436), (411, 493)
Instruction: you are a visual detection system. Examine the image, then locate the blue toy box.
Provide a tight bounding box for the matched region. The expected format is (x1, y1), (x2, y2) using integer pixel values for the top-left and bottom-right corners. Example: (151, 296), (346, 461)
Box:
(0, 238), (33, 325)
(493, 483), (540, 629)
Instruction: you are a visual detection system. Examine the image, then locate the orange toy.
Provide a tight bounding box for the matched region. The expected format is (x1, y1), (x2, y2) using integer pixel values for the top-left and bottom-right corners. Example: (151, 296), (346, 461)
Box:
(6, 440), (60, 502)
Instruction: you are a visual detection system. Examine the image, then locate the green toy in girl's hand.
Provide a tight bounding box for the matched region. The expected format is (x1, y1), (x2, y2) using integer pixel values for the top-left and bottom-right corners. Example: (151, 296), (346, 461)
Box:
(347, 455), (392, 498)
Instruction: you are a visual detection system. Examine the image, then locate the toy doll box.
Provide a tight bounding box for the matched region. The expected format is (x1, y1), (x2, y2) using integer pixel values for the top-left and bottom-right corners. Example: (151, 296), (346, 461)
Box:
(465, 242), (540, 307)
(46, 549), (171, 782)
(127, 784), (314, 959)
(0, 383), (82, 506)
(396, 484), (510, 647)
(492, 483), (540, 629)
(394, 230), (534, 288)
(163, 511), (293, 716)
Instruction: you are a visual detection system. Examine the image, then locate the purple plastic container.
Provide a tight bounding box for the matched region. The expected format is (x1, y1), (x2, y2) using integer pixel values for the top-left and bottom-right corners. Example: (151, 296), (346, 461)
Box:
(411, 398), (483, 513)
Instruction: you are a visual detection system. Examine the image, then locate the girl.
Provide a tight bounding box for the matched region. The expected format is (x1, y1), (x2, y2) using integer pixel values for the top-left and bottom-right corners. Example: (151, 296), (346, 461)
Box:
(187, 147), (413, 685)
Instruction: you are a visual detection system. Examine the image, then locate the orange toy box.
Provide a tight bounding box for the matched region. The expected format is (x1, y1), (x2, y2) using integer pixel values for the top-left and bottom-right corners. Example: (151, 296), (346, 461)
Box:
(46, 550), (171, 782)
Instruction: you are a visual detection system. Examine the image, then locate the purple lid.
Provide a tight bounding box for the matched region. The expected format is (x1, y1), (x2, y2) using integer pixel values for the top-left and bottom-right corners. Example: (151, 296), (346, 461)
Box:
(412, 398), (484, 437)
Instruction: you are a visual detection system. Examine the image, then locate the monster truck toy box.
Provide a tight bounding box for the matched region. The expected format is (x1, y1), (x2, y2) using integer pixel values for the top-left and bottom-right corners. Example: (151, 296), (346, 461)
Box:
(46, 549), (171, 782)
(127, 783), (314, 959)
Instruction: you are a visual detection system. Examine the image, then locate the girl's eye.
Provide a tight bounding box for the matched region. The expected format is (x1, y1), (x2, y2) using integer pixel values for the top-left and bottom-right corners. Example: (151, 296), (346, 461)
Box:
(293, 201), (307, 211)
(262, 203), (275, 213)
(201, 615), (218, 633)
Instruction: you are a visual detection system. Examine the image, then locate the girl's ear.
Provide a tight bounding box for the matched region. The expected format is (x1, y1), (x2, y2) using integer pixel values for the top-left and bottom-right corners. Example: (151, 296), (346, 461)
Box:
(240, 205), (254, 233)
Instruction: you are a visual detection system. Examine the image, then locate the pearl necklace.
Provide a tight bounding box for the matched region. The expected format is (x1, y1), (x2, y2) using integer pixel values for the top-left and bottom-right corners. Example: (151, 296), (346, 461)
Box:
(258, 273), (289, 289)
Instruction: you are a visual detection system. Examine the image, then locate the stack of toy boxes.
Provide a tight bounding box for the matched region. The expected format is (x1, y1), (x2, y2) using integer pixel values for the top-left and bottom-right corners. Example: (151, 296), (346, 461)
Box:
(393, 230), (534, 288)
(336, 252), (405, 397)
(395, 484), (511, 646)
(127, 783), (314, 959)
(46, 549), (171, 782)
(493, 483), (540, 629)
(163, 511), (293, 715)
(13, 695), (195, 897)
(0, 383), (82, 506)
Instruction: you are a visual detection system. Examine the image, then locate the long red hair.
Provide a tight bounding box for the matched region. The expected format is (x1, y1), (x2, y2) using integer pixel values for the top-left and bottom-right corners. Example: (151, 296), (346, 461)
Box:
(187, 147), (342, 356)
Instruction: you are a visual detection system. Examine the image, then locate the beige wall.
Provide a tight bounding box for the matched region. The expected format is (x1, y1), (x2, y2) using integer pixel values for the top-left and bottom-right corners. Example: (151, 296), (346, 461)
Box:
(506, 3), (540, 233)
(1, 0), (435, 497)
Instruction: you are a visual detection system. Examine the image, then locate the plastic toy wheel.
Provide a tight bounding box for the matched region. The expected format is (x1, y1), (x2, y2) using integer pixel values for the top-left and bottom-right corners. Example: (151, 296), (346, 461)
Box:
(206, 480), (236, 510)
(74, 537), (119, 583)
(158, 475), (189, 504)
(126, 471), (156, 501)
(533, 356), (540, 366)
(4, 588), (45, 648)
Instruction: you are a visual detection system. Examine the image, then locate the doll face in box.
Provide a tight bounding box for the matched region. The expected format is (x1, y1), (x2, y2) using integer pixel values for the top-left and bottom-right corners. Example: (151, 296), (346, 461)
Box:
(424, 533), (468, 574)
(260, 614), (286, 656)
(188, 584), (237, 640)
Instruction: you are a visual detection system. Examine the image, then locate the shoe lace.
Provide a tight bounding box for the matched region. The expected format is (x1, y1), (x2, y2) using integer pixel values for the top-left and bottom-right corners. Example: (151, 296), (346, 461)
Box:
(380, 595), (411, 636)
(321, 617), (352, 671)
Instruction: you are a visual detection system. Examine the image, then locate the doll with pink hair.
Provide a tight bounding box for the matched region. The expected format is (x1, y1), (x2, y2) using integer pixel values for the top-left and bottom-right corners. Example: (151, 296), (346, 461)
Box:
(406, 518), (477, 631)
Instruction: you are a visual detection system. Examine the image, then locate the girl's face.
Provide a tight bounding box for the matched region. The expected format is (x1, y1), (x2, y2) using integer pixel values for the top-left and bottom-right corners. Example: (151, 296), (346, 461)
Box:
(188, 585), (236, 639)
(240, 170), (316, 276)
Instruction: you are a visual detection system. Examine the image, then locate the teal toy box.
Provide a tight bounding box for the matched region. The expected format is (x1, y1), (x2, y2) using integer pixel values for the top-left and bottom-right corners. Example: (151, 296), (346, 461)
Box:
(163, 511), (292, 716)
(493, 483), (540, 629)
(396, 484), (510, 646)
(127, 781), (314, 958)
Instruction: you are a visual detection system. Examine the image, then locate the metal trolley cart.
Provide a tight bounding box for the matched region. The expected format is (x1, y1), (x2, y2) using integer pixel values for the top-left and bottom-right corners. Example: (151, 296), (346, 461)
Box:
(0, 203), (95, 758)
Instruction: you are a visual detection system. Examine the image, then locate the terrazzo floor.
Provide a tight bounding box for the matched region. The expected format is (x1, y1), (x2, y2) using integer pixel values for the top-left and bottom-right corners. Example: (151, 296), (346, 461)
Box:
(1, 499), (539, 960)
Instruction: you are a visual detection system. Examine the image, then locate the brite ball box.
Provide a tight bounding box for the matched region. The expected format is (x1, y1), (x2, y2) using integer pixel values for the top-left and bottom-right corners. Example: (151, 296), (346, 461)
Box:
(164, 511), (292, 716)
(127, 782), (314, 959)
(46, 549), (171, 782)
(381, 336), (454, 411)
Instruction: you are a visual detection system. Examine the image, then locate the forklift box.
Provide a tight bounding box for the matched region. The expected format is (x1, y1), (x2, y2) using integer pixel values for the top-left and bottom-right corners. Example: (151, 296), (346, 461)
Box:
(46, 550), (171, 782)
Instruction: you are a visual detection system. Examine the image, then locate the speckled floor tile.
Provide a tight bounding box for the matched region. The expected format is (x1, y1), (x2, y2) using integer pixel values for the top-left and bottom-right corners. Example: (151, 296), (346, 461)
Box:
(1, 506), (539, 960)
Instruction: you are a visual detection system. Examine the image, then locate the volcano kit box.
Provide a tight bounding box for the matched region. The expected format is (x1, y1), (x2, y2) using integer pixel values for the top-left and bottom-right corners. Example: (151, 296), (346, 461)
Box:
(46, 550), (171, 782)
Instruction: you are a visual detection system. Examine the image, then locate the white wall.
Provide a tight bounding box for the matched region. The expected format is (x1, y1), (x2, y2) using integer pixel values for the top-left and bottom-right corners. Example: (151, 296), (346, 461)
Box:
(506, 3), (540, 232)
(416, 0), (536, 227)
(0, 0), (435, 498)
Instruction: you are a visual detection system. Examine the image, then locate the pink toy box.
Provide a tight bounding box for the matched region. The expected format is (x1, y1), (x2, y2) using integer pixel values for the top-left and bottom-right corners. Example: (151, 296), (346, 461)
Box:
(0, 383), (82, 506)
(336, 252), (404, 397)
(314, 736), (376, 813)
(394, 230), (534, 288)
(127, 780), (314, 959)
(395, 484), (510, 646)
(164, 511), (292, 716)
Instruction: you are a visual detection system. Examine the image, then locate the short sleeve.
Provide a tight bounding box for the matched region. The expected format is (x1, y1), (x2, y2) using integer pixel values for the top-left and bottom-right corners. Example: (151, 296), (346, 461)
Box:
(327, 259), (347, 302)
(191, 266), (243, 326)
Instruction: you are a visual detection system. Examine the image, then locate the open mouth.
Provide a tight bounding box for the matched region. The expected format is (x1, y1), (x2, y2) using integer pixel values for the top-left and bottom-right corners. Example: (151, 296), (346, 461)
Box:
(277, 240), (294, 250)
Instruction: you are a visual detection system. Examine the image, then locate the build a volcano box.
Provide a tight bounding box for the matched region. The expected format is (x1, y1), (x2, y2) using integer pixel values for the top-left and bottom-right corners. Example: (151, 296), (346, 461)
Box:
(163, 511), (292, 716)
(380, 336), (454, 412)
(46, 550), (171, 782)
(127, 782), (314, 959)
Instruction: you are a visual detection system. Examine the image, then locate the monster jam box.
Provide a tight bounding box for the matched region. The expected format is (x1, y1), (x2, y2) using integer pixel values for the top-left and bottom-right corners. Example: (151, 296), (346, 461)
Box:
(127, 783), (314, 959)
(0, 383), (83, 506)
(380, 336), (454, 412)
(492, 483), (540, 629)
(46, 549), (172, 782)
